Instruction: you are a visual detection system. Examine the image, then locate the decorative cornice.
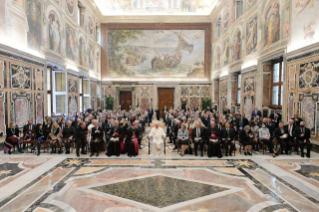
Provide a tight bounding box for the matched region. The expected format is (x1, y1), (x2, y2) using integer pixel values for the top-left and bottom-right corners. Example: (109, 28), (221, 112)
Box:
(67, 69), (79, 77)
(219, 76), (228, 81)
(286, 42), (319, 63)
(229, 62), (242, 74)
(259, 47), (286, 63)
(241, 65), (257, 75)
(0, 43), (46, 67)
(101, 16), (212, 23)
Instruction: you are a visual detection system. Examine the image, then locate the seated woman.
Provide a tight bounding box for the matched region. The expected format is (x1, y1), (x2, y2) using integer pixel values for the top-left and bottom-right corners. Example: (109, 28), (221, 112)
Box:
(30, 124), (45, 156)
(149, 121), (166, 157)
(62, 121), (74, 154)
(4, 122), (23, 154)
(178, 123), (189, 157)
(43, 119), (52, 140)
(240, 125), (254, 156)
(250, 121), (260, 151)
(49, 122), (62, 154)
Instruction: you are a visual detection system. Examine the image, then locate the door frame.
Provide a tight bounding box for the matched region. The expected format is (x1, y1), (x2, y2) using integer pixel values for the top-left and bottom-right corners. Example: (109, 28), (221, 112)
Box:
(115, 86), (136, 110)
(119, 91), (133, 111)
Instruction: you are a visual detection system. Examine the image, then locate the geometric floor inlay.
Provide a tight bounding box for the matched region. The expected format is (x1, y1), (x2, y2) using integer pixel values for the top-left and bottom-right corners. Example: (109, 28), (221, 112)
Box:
(91, 175), (229, 208)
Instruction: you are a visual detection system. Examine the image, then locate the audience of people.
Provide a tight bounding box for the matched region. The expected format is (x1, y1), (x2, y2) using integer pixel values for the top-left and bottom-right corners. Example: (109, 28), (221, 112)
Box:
(3, 105), (313, 158)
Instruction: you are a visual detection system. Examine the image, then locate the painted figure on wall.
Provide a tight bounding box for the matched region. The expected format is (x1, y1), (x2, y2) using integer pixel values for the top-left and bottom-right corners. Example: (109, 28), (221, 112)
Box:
(66, 25), (76, 60)
(26, 0), (42, 51)
(303, 21), (316, 42)
(48, 13), (61, 53)
(79, 37), (86, 67)
(223, 7), (229, 31)
(264, 1), (280, 48)
(96, 51), (101, 72)
(66, 0), (75, 15)
(107, 30), (205, 77)
(223, 39), (230, 66)
(233, 30), (241, 61)
(88, 15), (94, 36)
(246, 16), (257, 55)
(215, 46), (220, 69)
(89, 45), (94, 70)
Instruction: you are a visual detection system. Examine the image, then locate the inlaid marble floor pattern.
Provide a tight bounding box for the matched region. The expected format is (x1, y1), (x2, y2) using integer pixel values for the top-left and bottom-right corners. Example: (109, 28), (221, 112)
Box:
(0, 127), (319, 212)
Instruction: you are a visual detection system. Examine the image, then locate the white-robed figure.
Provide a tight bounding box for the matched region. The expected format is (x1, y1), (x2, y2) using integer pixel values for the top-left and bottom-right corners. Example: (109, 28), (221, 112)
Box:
(149, 121), (166, 156)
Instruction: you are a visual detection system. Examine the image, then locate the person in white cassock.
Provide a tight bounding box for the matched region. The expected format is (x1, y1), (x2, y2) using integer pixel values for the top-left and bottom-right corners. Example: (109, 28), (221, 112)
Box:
(149, 121), (166, 156)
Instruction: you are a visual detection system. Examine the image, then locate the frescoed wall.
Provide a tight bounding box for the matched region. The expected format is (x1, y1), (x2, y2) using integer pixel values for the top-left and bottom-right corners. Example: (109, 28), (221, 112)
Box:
(136, 85), (154, 111)
(241, 70), (257, 121)
(178, 85), (211, 110)
(67, 73), (79, 115)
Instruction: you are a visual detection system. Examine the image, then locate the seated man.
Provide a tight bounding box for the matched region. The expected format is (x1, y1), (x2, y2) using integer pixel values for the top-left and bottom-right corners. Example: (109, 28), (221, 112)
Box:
(207, 121), (222, 158)
(90, 120), (103, 157)
(192, 121), (205, 157)
(23, 120), (36, 148)
(149, 121), (166, 157)
(222, 122), (235, 156)
(75, 122), (88, 157)
(106, 120), (122, 157)
(294, 121), (312, 158)
(274, 122), (292, 155)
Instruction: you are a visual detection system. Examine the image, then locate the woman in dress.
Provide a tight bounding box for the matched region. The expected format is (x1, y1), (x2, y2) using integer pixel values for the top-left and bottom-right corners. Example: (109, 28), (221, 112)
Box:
(4, 122), (23, 154)
(30, 124), (45, 156)
(49, 122), (62, 154)
(178, 123), (189, 156)
(250, 121), (260, 151)
(240, 125), (254, 156)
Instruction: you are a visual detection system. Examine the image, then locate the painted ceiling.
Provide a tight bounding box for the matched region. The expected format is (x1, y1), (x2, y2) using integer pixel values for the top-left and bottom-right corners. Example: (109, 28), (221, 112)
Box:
(94, 0), (219, 16)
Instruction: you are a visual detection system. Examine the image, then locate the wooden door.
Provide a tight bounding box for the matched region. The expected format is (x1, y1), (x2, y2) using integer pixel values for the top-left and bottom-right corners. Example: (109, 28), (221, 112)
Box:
(119, 91), (132, 111)
(158, 88), (174, 118)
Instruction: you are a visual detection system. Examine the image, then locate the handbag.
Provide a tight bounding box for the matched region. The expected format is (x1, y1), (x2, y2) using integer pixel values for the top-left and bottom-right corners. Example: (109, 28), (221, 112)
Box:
(8, 136), (18, 143)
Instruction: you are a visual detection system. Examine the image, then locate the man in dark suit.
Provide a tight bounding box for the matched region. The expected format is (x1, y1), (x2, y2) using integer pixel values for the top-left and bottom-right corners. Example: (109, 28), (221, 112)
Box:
(237, 114), (249, 131)
(167, 115), (175, 143)
(251, 106), (262, 120)
(274, 122), (292, 155)
(273, 110), (282, 128)
(192, 121), (206, 156)
(75, 122), (88, 157)
(292, 112), (303, 127)
(294, 121), (312, 158)
(172, 119), (180, 150)
(162, 106), (168, 119)
(284, 119), (295, 154)
(90, 120), (103, 157)
(59, 118), (66, 134)
(22, 120), (36, 149)
(148, 107), (153, 124)
(223, 107), (230, 116)
(155, 107), (160, 120)
(222, 122), (236, 156)
(267, 118), (276, 136)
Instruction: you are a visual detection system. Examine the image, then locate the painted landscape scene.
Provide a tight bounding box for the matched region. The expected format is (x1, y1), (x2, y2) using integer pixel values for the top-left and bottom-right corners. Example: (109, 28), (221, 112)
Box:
(107, 30), (205, 78)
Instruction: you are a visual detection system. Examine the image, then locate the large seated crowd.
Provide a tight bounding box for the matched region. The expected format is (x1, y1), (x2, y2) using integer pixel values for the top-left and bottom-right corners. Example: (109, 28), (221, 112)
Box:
(4, 105), (313, 158)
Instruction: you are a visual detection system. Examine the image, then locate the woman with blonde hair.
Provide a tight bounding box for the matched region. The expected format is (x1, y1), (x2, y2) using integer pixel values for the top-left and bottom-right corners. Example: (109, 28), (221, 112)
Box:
(49, 122), (62, 154)
(4, 122), (23, 154)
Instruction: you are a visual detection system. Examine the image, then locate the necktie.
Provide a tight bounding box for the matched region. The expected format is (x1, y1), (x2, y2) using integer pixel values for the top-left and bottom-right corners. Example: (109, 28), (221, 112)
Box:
(227, 129), (229, 138)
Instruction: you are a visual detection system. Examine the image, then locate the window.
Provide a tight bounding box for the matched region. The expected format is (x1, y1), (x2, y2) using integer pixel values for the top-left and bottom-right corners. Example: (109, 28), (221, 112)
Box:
(236, 73), (241, 105)
(47, 66), (53, 116)
(270, 59), (284, 107)
(84, 97), (90, 110)
(79, 77), (83, 112)
(235, 0), (243, 20)
(216, 16), (221, 39)
(96, 25), (101, 45)
(53, 72), (67, 115)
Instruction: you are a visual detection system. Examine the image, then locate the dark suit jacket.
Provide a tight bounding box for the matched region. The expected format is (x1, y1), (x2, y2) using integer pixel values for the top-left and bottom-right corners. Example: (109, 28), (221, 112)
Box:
(222, 128), (236, 141)
(62, 126), (74, 139)
(74, 126), (87, 141)
(274, 127), (288, 140)
(292, 117), (303, 127)
(91, 126), (104, 140)
(294, 127), (311, 142)
(240, 130), (254, 142)
(192, 127), (206, 141)
(206, 127), (221, 141)
(284, 124), (295, 139)
(251, 110), (262, 119)
(266, 123), (276, 135)
(23, 124), (36, 137)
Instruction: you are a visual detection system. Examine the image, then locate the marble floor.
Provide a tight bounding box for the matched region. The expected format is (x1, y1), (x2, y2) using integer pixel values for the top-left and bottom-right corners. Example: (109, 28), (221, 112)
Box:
(0, 132), (319, 211)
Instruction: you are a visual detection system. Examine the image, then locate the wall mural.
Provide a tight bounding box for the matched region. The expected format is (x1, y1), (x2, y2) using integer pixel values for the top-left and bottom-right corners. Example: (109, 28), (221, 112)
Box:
(223, 38), (230, 66)
(181, 87), (188, 96)
(89, 44), (94, 70)
(26, 0), (42, 52)
(233, 29), (242, 61)
(66, 24), (76, 61)
(10, 92), (33, 128)
(291, 0), (319, 50)
(214, 80), (219, 103)
(246, 16), (257, 55)
(0, 60), (6, 88)
(68, 78), (78, 94)
(35, 93), (44, 124)
(34, 68), (43, 91)
(220, 82), (227, 97)
(190, 86), (200, 96)
(141, 98), (149, 111)
(244, 95), (254, 120)
(10, 64), (31, 90)
(244, 76), (255, 93)
(48, 11), (62, 54)
(88, 15), (95, 37)
(299, 60), (319, 89)
(0, 92), (7, 136)
(215, 46), (221, 69)
(79, 37), (87, 67)
(264, 1), (280, 48)
(180, 95), (188, 110)
(68, 96), (78, 114)
(223, 6), (229, 32)
(281, 0), (290, 39)
(201, 86), (209, 97)
(107, 30), (205, 78)
(91, 82), (97, 97)
(66, 0), (76, 15)
(96, 51), (101, 72)
(190, 97), (199, 109)
(247, 0), (257, 11)
(139, 87), (150, 97)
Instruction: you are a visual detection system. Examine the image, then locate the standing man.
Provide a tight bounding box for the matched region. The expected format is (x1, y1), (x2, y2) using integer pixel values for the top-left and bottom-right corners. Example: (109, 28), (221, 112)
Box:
(148, 107), (153, 125)
(251, 106), (262, 120)
(292, 112), (303, 127)
(155, 107), (160, 120)
(294, 121), (312, 158)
